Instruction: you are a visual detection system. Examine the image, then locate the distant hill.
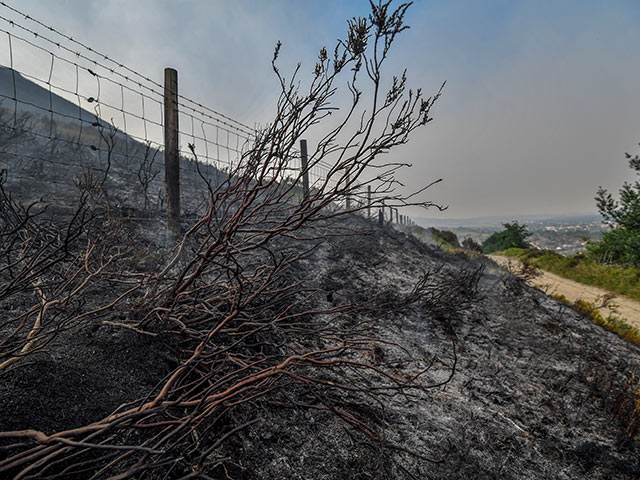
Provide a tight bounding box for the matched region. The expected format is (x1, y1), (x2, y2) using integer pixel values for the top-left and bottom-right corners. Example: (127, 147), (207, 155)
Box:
(0, 64), (227, 218)
(0, 65), (98, 124)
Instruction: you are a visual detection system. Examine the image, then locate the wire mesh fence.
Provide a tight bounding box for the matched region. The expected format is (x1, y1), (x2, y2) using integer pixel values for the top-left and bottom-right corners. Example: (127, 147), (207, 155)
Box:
(0, 1), (414, 227)
(0, 1), (251, 217)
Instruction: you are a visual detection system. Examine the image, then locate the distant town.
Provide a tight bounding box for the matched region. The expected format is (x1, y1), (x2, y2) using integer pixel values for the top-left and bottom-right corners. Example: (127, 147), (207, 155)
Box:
(419, 214), (605, 255)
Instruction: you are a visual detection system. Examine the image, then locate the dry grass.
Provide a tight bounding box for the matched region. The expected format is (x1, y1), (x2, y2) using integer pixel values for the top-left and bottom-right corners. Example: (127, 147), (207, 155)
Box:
(552, 294), (640, 347)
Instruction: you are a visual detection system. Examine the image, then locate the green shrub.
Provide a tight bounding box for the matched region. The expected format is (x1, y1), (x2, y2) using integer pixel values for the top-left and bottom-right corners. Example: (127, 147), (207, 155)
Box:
(482, 222), (531, 254)
(429, 227), (460, 248)
(461, 237), (483, 252)
(591, 143), (640, 266)
(587, 227), (640, 266)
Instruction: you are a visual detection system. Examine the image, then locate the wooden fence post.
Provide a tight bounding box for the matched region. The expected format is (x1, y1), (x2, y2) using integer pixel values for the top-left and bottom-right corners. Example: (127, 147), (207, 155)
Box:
(299, 139), (310, 201)
(378, 209), (383, 227)
(164, 67), (180, 237)
(367, 185), (371, 218)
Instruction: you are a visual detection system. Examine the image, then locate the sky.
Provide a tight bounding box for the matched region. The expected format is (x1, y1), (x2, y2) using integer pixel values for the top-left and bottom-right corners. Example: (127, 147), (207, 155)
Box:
(2, 0), (640, 221)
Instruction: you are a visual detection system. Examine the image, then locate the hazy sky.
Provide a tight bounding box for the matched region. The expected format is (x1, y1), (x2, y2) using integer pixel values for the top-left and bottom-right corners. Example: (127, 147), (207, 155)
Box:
(3, 0), (640, 220)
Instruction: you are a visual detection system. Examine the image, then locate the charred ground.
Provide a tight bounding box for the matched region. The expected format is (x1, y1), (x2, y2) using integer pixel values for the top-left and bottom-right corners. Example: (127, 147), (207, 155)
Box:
(0, 2), (639, 476)
(0, 182), (639, 478)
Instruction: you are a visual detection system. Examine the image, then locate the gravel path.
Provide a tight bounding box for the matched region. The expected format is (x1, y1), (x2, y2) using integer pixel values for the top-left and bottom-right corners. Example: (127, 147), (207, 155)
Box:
(490, 254), (640, 330)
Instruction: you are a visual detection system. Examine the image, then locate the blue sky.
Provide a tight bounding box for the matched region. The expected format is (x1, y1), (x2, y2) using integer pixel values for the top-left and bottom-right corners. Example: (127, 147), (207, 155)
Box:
(3, 0), (640, 220)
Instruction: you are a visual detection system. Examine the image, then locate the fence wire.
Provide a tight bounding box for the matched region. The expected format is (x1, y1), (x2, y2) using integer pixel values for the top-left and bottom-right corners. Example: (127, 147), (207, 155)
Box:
(0, 2), (410, 226)
(0, 1), (259, 216)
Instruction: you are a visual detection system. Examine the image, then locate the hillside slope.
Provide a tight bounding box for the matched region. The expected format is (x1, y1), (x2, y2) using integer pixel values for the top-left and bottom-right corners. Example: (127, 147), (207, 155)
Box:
(0, 64), (638, 479)
(0, 204), (638, 478)
(0, 64), (99, 123)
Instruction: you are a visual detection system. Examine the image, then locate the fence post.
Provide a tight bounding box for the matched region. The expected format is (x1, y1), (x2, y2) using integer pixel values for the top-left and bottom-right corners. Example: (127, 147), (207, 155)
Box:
(395, 209), (399, 224)
(378, 209), (383, 227)
(367, 185), (371, 218)
(300, 139), (310, 201)
(164, 67), (180, 238)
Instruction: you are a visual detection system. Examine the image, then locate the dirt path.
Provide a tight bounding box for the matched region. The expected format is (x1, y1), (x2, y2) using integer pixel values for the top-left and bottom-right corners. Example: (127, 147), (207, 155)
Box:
(489, 255), (640, 330)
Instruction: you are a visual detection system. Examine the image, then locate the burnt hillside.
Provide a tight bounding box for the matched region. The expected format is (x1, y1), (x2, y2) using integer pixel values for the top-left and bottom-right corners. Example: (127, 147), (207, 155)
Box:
(0, 156), (639, 478)
(0, 5), (639, 476)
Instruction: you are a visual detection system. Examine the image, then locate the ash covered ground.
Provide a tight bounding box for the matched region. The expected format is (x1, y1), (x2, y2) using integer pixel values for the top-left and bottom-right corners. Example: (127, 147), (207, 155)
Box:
(0, 187), (639, 478)
(0, 118), (638, 479)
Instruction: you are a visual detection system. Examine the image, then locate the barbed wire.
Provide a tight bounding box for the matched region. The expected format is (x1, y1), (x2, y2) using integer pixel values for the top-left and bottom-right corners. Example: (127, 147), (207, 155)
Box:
(0, 2), (251, 212)
(0, 12), (253, 154)
(0, 1), (254, 137)
(0, 2), (410, 226)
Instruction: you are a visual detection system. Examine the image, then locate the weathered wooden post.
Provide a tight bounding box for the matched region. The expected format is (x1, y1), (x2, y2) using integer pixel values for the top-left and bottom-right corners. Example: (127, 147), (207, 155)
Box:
(395, 209), (399, 224)
(164, 67), (180, 237)
(367, 185), (372, 219)
(378, 209), (383, 227)
(346, 173), (351, 210)
(300, 139), (310, 201)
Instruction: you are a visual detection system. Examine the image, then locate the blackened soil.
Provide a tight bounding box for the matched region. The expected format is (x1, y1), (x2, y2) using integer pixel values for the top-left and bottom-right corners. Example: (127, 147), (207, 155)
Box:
(1, 324), (173, 434)
(0, 213), (639, 479)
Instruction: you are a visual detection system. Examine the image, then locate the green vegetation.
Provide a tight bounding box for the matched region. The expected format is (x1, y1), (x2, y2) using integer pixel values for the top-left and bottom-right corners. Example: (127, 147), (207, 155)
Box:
(500, 248), (640, 302)
(482, 221), (531, 254)
(589, 144), (640, 265)
(587, 227), (640, 266)
(429, 227), (460, 248)
(552, 294), (640, 348)
(492, 149), (640, 302)
(404, 225), (459, 250)
(461, 237), (483, 253)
